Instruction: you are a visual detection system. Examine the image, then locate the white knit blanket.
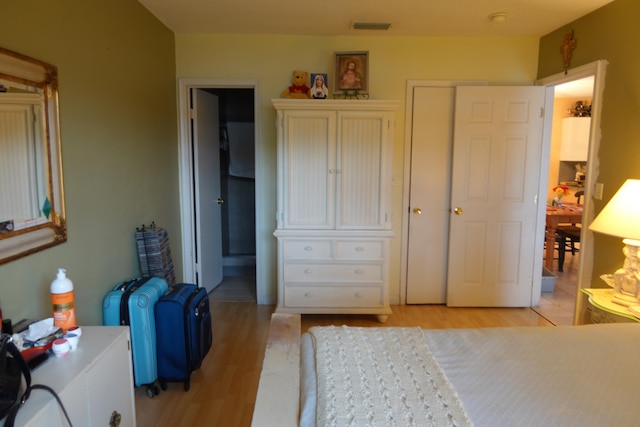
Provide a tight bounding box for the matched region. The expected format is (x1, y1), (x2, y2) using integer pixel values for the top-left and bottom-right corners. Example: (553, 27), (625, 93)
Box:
(309, 326), (472, 427)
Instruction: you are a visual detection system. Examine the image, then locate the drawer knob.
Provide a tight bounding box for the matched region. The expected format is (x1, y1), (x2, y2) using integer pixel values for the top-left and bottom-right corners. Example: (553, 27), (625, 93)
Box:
(355, 247), (364, 252)
(304, 246), (313, 251)
(304, 292), (313, 297)
(354, 292), (364, 298)
(304, 269), (313, 274)
(355, 269), (364, 275)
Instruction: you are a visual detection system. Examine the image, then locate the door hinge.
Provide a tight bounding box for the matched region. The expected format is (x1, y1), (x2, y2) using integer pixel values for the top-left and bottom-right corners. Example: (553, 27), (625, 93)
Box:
(189, 108), (196, 120)
(540, 107), (544, 118)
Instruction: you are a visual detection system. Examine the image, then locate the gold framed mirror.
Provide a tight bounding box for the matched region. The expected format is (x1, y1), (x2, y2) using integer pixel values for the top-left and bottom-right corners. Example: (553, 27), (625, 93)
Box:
(0, 46), (66, 265)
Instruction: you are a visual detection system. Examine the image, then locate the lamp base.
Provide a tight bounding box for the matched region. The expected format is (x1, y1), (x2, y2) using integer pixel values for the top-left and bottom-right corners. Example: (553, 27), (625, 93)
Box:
(610, 240), (640, 306)
(612, 292), (638, 307)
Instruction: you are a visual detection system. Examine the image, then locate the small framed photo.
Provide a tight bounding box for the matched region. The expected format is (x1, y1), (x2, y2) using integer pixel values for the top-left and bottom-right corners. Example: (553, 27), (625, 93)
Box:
(334, 51), (368, 95)
(310, 73), (329, 99)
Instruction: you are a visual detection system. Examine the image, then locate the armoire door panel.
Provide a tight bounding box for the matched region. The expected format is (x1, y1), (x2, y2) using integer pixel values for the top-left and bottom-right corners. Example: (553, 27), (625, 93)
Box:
(283, 112), (336, 228)
(338, 113), (388, 229)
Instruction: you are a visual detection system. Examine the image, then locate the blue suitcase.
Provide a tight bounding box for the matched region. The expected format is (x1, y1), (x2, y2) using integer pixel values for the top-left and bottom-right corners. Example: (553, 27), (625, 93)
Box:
(102, 277), (143, 326)
(155, 283), (212, 391)
(102, 276), (169, 397)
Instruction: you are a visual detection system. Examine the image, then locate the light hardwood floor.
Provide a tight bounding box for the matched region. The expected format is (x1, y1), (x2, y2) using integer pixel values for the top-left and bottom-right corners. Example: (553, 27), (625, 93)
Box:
(135, 301), (553, 426)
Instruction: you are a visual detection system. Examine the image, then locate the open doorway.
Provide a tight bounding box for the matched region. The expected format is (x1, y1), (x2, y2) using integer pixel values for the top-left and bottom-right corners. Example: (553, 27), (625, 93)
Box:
(177, 79), (262, 303)
(535, 60), (608, 325)
(534, 76), (594, 325)
(208, 88), (256, 301)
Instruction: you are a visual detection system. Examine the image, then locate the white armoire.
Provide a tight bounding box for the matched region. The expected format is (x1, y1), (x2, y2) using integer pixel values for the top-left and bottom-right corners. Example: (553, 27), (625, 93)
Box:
(272, 99), (397, 322)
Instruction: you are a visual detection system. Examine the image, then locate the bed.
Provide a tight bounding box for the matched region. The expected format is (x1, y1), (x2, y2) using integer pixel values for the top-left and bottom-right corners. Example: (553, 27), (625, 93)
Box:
(252, 313), (640, 427)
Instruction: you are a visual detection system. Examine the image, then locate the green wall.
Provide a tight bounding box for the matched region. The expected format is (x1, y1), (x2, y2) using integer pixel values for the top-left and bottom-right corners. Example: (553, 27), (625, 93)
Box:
(0, 1), (179, 325)
(538, 0), (640, 283)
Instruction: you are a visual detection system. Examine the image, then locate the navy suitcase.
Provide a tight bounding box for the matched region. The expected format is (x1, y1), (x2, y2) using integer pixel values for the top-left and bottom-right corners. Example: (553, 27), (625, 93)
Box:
(155, 283), (212, 391)
(102, 276), (169, 397)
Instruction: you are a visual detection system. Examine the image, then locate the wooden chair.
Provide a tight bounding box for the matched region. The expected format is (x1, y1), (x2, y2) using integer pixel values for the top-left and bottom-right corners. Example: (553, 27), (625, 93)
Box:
(556, 190), (584, 271)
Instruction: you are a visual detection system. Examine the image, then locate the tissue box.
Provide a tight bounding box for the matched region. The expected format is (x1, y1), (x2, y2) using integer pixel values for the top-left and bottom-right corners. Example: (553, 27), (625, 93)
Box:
(542, 267), (556, 292)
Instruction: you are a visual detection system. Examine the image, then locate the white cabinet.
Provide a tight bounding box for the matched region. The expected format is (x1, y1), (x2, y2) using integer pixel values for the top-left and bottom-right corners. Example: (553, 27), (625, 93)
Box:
(273, 99), (398, 321)
(560, 117), (590, 161)
(12, 326), (136, 427)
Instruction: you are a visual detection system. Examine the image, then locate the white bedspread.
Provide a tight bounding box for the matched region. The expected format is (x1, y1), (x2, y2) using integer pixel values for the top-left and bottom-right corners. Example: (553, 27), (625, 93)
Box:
(308, 326), (471, 427)
(301, 323), (640, 427)
(424, 323), (640, 426)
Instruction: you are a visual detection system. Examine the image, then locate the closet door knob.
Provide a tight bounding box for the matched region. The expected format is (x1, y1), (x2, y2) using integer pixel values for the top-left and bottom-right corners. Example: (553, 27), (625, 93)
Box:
(217, 198), (225, 205)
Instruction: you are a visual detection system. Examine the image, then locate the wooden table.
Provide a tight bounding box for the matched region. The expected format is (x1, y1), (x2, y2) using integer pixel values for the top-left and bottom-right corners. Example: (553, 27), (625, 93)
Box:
(545, 206), (582, 270)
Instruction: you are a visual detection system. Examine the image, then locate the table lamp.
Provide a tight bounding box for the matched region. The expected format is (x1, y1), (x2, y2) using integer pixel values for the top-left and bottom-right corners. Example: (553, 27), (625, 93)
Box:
(589, 179), (640, 306)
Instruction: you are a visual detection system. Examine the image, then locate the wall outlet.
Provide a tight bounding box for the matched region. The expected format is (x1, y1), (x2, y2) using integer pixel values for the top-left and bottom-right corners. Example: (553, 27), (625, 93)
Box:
(594, 182), (604, 200)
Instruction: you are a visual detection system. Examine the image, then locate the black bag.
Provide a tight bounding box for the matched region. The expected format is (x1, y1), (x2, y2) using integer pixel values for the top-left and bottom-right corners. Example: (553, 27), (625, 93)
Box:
(0, 335), (22, 420)
(0, 334), (73, 426)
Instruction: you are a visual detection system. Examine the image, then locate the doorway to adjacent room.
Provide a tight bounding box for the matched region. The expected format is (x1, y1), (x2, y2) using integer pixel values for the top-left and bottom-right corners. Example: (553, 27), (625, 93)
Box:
(177, 79), (262, 303)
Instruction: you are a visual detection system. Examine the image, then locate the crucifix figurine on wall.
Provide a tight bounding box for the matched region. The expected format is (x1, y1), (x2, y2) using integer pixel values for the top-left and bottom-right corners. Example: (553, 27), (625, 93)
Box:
(560, 30), (577, 70)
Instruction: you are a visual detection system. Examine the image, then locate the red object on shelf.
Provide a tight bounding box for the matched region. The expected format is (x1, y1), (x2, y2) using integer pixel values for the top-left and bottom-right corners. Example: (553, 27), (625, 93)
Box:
(20, 343), (53, 363)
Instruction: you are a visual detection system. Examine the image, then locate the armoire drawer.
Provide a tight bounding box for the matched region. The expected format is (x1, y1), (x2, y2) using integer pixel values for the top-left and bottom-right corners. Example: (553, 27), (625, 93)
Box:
(284, 263), (382, 282)
(283, 240), (332, 260)
(283, 285), (383, 308)
(335, 240), (384, 260)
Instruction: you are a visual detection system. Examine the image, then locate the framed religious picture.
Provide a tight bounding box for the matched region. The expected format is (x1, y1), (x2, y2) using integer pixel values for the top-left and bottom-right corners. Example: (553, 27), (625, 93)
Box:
(310, 73), (329, 99)
(334, 51), (368, 96)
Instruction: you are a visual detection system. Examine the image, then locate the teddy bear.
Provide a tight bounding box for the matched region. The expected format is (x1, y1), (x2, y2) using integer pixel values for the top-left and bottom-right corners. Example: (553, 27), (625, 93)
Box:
(281, 71), (310, 99)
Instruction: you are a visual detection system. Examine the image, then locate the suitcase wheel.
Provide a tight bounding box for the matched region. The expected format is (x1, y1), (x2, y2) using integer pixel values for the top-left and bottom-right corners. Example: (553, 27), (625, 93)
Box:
(160, 380), (168, 391)
(145, 384), (160, 398)
(184, 381), (190, 392)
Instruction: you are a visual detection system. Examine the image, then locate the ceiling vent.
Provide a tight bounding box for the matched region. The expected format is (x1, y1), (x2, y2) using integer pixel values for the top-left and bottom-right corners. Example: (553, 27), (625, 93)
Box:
(352, 21), (391, 30)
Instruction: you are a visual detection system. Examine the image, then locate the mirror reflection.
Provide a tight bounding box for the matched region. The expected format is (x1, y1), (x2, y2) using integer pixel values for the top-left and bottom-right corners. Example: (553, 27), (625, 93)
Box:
(0, 46), (66, 264)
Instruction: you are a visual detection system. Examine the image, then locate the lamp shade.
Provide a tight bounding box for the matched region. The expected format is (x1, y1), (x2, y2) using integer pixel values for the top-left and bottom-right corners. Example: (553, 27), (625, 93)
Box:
(589, 179), (640, 241)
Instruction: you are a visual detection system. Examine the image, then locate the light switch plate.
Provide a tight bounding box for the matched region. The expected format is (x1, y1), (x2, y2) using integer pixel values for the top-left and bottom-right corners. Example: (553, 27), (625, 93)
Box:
(594, 182), (604, 200)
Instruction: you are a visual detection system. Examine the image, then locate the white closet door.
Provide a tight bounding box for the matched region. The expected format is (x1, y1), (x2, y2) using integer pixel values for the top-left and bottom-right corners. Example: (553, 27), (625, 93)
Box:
(405, 86), (454, 303)
(447, 86), (546, 307)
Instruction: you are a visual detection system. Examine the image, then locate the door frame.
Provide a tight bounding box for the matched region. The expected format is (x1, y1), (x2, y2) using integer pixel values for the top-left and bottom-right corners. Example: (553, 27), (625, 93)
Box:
(177, 78), (265, 302)
(536, 59), (608, 323)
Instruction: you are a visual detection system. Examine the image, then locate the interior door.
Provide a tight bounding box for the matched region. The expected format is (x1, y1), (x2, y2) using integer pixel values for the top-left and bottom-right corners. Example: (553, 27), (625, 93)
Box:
(192, 89), (223, 293)
(406, 86), (454, 303)
(447, 86), (546, 306)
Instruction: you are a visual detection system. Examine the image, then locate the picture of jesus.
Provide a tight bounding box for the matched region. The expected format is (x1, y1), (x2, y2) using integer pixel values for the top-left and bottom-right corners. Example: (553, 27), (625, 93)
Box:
(338, 60), (362, 90)
(334, 52), (368, 95)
